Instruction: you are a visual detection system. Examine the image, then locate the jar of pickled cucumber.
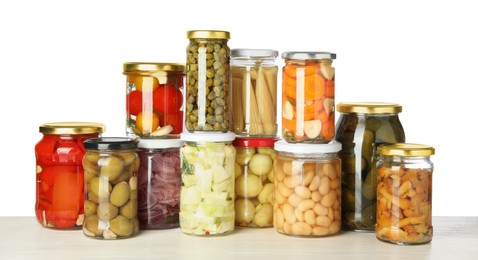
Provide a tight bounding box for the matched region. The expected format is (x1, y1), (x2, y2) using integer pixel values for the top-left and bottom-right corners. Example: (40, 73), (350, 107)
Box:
(35, 122), (105, 229)
(137, 139), (182, 229)
(185, 30), (231, 132)
(273, 140), (342, 237)
(376, 143), (434, 245)
(230, 49), (278, 137)
(281, 52), (336, 143)
(124, 62), (185, 138)
(179, 132), (236, 236)
(82, 137), (140, 239)
(335, 102), (406, 232)
(233, 137), (278, 228)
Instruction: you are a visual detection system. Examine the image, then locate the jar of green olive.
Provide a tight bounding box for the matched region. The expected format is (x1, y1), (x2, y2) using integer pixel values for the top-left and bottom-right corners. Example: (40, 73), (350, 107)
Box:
(82, 137), (140, 239)
(185, 30), (231, 132)
(335, 102), (405, 232)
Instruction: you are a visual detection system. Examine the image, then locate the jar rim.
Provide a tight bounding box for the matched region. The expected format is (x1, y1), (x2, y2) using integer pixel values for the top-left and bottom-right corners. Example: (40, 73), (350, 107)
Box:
(281, 51), (336, 60)
(138, 138), (183, 149)
(233, 137), (279, 147)
(84, 137), (138, 150)
(274, 140), (341, 154)
(378, 143), (435, 157)
(39, 122), (105, 135)
(231, 49), (278, 58)
(180, 132), (235, 142)
(187, 30), (230, 39)
(123, 62), (185, 74)
(337, 102), (402, 114)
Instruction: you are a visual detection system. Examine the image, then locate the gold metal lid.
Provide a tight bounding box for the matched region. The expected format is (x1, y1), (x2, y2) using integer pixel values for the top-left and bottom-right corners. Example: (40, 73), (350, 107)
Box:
(187, 30), (230, 39)
(336, 102), (402, 114)
(123, 62), (185, 75)
(39, 122), (106, 135)
(378, 143), (435, 157)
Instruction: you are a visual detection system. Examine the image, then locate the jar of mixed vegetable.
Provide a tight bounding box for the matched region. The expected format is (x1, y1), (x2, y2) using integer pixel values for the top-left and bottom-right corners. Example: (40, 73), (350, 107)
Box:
(281, 52), (336, 143)
(124, 62), (185, 138)
(376, 143), (434, 245)
(185, 30), (231, 132)
(82, 137), (140, 239)
(233, 137), (278, 228)
(179, 132), (236, 236)
(35, 122), (105, 229)
(273, 141), (342, 237)
(335, 102), (405, 231)
(137, 139), (182, 229)
(230, 49), (278, 137)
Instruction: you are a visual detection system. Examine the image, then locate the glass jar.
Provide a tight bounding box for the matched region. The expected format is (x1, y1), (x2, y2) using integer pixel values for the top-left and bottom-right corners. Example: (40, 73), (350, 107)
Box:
(273, 140), (342, 237)
(35, 122), (105, 229)
(233, 137), (278, 228)
(179, 132), (236, 236)
(137, 139), (182, 229)
(376, 143), (435, 245)
(82, 137), (139, 239)
(230, 49), (278, 137)
(185, 30), (231, 132)
(124, 62), (185, 138)
(281, 52), (336, 143)
(336, 102), (406, 232)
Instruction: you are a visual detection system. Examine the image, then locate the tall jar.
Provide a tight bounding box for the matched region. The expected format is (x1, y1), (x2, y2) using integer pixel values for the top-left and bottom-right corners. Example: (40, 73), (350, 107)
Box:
(281, 52), (336, 143)
(273, 140), (342, 237)
(335, 102), (405, 231)
(376, 143), (435, 245)
(185, 30), (231, 132)
(137, 139), (182, 229)
(124, 62), (185, 138)
(230, 49), (278, 137)
(179, 132), (236, 236)
(82, 138), (140, 239)
(233, 137), (278, 228)
(35, 122), (105, 229)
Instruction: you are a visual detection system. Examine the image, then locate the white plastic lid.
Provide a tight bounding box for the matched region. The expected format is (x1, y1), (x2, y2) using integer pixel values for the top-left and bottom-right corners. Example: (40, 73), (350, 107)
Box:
(274, 140), (342, 154)
(138, 138), (183, 149)
(231, 49), (279, 58)
(180, 132), (236, 142)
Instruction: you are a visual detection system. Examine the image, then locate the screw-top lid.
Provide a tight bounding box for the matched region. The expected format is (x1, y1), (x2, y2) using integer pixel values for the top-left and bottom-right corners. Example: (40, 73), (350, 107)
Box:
(180, 132), (236, 142)
(274, 140), (342, 154)
(39, 122), (105, 135)
(231, 49), (279, 58)
(336, 102), (402, 114)
(84, 137), (138, 150)
(123, 62), (185, 75)
(281, 52), (336, 60)
(187, 30), (230, 39)
(138, 138), (183, 149)
(233, 137), (279, 147)
(378, 143), (435, 157)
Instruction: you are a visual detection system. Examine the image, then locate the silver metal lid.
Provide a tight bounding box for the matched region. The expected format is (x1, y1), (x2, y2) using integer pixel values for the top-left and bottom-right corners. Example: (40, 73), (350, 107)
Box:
(231, 49), (279, 58)
(281, 52), (336, 60)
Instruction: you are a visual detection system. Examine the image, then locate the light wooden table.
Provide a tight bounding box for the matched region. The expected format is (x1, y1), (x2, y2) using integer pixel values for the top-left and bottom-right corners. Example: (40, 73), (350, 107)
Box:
(0, 217), (476, 259)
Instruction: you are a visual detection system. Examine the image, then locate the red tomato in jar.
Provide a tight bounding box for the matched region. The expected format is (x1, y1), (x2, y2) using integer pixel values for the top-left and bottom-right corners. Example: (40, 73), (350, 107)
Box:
(127, 90), (143, 116)
(153, 84), (183, 114)
(160, 112), (183, 134)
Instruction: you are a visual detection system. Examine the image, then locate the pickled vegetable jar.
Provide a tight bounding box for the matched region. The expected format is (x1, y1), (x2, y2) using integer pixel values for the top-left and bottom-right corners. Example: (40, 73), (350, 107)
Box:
(82, 138), (139, 239)
(35, 122), (105, 229)
(281, 52), (336, 143)
(124, 62), (185, 138)
(179, 132), (236, 235)
(231, 49), (278, 137)
(185, 30), (231, 132)
(376, 143), (434, 245)
(233, 137), (278, 228)
(137, 139), (182, 229)
(273, 141), (342, 237)
(335, 102), (405, 231)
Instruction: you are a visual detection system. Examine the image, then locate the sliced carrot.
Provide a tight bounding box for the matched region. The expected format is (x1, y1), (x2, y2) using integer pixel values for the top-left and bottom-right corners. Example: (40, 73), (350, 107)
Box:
(320, 117), (335, 141)
(282, 118), (297, 132)
(316, 109), (330, 123)
(284, 75), (297, 99)
(304, 99), (323, 114)
(304, 74), (325, 100)
(283, 64), (319, 78)
(325, 80), (335, 98)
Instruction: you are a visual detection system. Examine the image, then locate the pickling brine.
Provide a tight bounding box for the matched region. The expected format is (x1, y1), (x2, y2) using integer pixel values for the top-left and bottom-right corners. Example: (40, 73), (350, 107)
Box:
(179, 132), (236, 235)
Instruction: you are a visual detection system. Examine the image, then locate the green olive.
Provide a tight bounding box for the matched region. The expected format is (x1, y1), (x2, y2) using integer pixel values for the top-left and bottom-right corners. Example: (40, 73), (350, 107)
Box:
(99, 156), (124, 181)
(97, 202), (118, 221)
(120, 199), (137, 219)
(83, 152), (100, 172)
(85, 169), (98, 184)
(110, 182), (131, 207)
(109, 215), (133, 237)
(84, 215), (103, 236)
(117, 152), (136, 167)
(84, 200), (98, 217)
(89, 177), (112, 199)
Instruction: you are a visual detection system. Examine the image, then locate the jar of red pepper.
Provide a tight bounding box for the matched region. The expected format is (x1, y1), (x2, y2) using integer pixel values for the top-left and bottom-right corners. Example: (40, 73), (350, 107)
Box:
(35, 122), (105, 229)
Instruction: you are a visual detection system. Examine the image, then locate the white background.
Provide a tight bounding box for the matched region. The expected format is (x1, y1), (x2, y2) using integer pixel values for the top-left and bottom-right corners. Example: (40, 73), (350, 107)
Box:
(0, 0), (476, 216)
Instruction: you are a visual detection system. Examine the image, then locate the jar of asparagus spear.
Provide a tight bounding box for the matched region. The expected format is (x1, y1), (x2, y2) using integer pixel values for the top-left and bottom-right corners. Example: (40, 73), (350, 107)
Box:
(231, 49), (278, 137)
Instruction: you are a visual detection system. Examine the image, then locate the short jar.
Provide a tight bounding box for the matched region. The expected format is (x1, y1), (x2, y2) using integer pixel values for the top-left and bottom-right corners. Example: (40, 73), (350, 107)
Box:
(273, 140), (342, 237)
(376, 143), (434, 245)
(233, 137), (278, 228)
(179, 132), (236, 236)
(82, 137), (139, 239)
(230, 49), (278, 137)
(35, 122), (105, 229)
(137, 139), (182, 229)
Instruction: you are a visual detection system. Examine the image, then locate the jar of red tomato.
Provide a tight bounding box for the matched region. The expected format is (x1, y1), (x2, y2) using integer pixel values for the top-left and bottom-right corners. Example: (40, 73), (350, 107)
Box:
(281, 52), (336, 143)
(124, 62), (185, 138)
(35, 122), (105, 229)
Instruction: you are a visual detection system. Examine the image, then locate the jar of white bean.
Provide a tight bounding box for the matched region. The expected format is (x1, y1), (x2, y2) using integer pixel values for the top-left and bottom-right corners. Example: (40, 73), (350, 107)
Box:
(273, 140), (342, 237)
